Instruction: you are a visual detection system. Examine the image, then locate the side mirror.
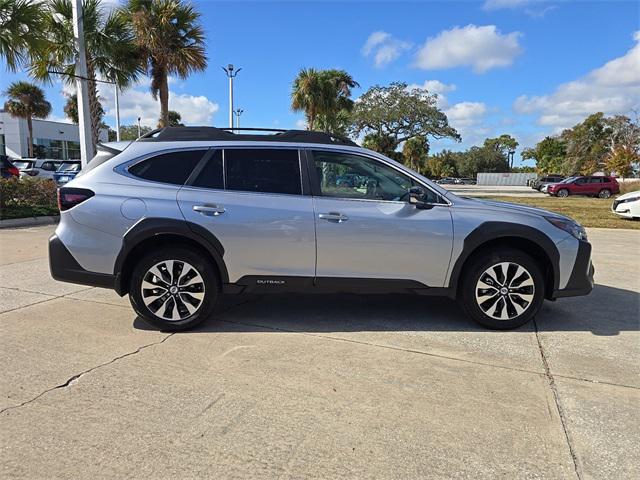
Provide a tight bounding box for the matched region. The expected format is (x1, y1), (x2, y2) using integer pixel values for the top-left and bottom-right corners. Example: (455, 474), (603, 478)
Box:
(408, 186), (432, 209)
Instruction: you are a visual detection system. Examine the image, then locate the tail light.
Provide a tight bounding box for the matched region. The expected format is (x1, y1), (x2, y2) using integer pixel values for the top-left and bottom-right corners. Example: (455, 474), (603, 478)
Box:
(57, 187), (94, 211)
(8, 166), (19, 176)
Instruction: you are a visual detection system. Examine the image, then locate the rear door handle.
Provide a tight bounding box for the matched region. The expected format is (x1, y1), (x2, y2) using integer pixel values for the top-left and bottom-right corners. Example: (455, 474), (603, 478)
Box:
(193, 204), (225, 216)
(318, 212), (348, 223)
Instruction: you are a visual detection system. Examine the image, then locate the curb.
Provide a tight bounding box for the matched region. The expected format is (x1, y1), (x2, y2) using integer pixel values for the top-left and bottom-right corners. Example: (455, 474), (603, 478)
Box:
(0, 215), (60, 229)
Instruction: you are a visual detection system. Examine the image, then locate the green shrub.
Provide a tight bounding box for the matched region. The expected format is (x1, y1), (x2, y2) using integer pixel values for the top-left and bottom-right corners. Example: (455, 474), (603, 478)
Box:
(0, 177), (58, 219)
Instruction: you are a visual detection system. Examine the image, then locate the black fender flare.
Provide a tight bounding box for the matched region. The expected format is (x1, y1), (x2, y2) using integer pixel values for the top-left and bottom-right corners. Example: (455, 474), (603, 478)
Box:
(447, 221), (560, 295)
(114, 218), (229, 295)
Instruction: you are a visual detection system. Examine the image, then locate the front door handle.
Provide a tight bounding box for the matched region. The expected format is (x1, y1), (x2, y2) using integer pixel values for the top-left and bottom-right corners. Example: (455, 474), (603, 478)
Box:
(318, 212), (349, 223)
(193, 204), (225, 216)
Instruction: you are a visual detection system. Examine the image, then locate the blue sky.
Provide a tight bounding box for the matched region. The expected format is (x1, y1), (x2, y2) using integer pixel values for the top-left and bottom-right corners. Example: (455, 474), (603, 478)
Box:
(1, 0), (639, 165)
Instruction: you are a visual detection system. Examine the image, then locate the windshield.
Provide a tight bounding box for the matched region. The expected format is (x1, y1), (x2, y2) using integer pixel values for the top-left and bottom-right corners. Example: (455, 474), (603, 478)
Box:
(57, 162), (81, 172)
(13, 161), (33, 170)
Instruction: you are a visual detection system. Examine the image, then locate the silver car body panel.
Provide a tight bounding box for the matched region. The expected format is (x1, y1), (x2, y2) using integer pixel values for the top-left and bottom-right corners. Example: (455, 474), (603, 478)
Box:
(54, 139), (584, 292)
(177, 187), (316, 281)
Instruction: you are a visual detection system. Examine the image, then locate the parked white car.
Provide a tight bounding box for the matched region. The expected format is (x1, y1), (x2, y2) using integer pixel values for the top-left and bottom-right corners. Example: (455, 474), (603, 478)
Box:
(13, 159), (64, 180)
(611, 191), (640, 219)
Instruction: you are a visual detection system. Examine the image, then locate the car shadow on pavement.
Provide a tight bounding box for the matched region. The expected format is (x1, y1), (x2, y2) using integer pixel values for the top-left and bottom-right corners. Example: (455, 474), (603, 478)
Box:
(133, 284), (639, 336)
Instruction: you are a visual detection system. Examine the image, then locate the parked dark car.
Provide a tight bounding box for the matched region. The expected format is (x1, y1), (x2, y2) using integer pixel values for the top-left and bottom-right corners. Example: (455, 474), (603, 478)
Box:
(531, 175), (565, 190)
(547, 176), (620, 198)
(455, 177), (477, 185)
(1, 155), (20, 178)
(435, 177), (457, 185)
(53, 162), (82, 186)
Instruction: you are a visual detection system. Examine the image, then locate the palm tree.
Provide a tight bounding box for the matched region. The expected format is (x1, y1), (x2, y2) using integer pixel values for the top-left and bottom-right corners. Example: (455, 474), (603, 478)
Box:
(123, 0), (207, 128)
(3, 81), (52, 158)
(0, 0), (45, 71)
(291, 68), (358, 132)
(402, 137), (429, 173)
(30, 0), (142, 150)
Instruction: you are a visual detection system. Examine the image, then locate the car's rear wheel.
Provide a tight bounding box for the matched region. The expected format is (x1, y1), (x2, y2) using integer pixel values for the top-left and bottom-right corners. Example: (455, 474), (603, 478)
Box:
(460, 248), (545, 329)
(129, 247), (219, 331)
(598, 189), (611, 199)
(556, 188), (569, 198)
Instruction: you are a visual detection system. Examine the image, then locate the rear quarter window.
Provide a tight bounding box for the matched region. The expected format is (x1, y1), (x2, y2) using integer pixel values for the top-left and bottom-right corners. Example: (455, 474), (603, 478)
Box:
(129, 150), (205, 185)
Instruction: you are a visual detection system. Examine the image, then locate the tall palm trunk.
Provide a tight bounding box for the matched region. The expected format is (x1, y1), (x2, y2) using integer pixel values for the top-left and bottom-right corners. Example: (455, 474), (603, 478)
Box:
(86, 59), (101, 150)
(307, 107), (316, 131)
(158, 72), (169, 128)
(26, 116), (34, 158)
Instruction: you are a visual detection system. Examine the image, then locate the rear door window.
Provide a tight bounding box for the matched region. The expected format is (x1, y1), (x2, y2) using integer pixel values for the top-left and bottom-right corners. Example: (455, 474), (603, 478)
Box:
(191, 150), (224, 189)
(129, 149), (205, 185)
(224, 148), (301, 195)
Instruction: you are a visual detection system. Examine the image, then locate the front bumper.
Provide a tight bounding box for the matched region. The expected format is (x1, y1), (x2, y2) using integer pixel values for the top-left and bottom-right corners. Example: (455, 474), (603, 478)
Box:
(552, 239), (594, 298)
(49, 234), (116, 289)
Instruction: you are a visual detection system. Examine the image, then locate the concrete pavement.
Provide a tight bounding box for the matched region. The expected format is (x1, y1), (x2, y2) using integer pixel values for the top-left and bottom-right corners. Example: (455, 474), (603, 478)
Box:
(1, 225), (638, 479)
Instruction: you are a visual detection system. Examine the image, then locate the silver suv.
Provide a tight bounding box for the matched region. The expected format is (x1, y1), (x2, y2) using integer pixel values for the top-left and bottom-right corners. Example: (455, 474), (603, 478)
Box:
(49, 127), (594, 331)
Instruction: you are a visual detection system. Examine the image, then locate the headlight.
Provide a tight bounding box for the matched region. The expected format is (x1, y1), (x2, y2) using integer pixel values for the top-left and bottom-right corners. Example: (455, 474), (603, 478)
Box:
(545, 216), (588, 241)
(617, 196), (640, 204)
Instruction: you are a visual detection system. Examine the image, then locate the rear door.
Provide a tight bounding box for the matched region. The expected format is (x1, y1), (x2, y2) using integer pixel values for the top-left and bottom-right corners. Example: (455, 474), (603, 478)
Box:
(177, 147), (316, 283)
(571, 177), (591, 195)
(308, 149), (453, 288)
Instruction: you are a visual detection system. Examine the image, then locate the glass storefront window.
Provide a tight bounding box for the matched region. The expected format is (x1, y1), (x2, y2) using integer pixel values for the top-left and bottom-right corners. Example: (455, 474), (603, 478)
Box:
(34, 138), (81, 160)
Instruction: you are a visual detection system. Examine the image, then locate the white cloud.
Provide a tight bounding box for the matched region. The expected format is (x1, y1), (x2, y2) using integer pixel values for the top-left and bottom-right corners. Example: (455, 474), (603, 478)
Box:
(482, 0), (534, 10)
(295, 119), (307, 129)
(362, 31), (411, 68)
(414, 24), (522, 73)
(406, 80), (457, 108)
(443, 101), (491, 146)
(514, 31), (640, 129)
(483, 0), (557, 19)
(445, 102), (488, 126)
(97, 81), (219, 127)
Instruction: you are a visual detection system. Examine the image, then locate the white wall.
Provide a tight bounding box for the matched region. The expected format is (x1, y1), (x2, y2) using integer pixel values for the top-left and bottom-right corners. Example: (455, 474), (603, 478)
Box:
(0, 111), (108, 159)
(477, 172), (538, 186)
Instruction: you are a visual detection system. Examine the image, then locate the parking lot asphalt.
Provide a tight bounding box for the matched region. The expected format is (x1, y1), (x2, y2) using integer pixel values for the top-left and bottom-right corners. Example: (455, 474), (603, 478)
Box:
(1, 225), (638, 479)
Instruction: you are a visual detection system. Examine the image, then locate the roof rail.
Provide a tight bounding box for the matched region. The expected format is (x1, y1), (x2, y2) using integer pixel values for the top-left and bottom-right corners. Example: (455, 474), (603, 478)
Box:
(138, 126), (358, 147)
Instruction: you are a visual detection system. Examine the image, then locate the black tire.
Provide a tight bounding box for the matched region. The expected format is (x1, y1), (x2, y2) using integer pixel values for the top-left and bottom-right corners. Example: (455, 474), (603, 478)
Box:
(129, 247), (219, 331)
(460, 248), (545, 330)
(556, 188), (569, 198)
(598, 189), (611, 199)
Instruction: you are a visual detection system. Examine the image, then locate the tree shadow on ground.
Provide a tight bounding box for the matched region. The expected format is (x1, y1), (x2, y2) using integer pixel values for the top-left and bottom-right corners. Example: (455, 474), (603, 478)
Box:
(134, 284), (639, 336)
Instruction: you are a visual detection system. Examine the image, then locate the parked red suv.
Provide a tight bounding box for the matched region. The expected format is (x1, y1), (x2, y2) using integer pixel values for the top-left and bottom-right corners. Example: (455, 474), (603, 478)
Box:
(547, 175), (620, 198)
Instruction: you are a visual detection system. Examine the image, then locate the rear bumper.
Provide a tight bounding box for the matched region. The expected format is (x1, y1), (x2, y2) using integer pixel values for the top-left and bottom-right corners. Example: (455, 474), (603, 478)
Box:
(49, 234), (116, 289)
(552, 239), (594, 298)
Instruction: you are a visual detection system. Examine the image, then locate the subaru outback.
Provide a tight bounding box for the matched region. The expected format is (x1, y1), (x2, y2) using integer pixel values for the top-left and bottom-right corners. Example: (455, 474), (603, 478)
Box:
(49, 127), (594, 331)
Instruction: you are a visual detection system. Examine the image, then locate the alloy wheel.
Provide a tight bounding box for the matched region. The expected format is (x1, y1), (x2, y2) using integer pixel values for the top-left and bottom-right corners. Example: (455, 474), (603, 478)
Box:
(141, 260), (205, 321)
(475, 262), (535, 321)
(598, 189), (611, 199)
(557, 189), (569, 198)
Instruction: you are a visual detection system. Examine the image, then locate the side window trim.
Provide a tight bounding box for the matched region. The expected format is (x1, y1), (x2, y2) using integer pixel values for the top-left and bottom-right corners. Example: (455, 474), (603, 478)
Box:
(304, 148), (450, 206)
(184, 147), (218, 187)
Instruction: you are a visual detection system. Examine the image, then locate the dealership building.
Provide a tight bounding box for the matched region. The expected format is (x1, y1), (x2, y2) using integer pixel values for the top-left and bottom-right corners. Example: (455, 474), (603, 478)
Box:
(0, 111), (108, 160)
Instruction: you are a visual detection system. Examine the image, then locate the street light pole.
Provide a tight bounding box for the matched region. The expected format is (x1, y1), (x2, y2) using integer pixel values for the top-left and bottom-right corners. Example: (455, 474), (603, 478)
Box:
(114, 84), (121, 141)
(234, 108), (244, 129)
(71, 0), (94, 167)
(137, 117), (141, 138)
(222, 64), (241, 128)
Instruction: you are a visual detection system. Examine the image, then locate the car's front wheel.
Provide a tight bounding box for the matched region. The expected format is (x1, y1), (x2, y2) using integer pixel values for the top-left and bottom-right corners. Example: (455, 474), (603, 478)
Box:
(598, 188), (611, 199)
(460, 248), (545, 329)
(129, 247), (219, 331)
(556, 188), (569, 198)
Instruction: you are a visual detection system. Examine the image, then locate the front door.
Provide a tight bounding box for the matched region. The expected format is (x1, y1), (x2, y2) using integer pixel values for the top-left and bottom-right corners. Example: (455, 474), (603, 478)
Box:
(177, 148), (316, 283)
(308, 150), (453, 288)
